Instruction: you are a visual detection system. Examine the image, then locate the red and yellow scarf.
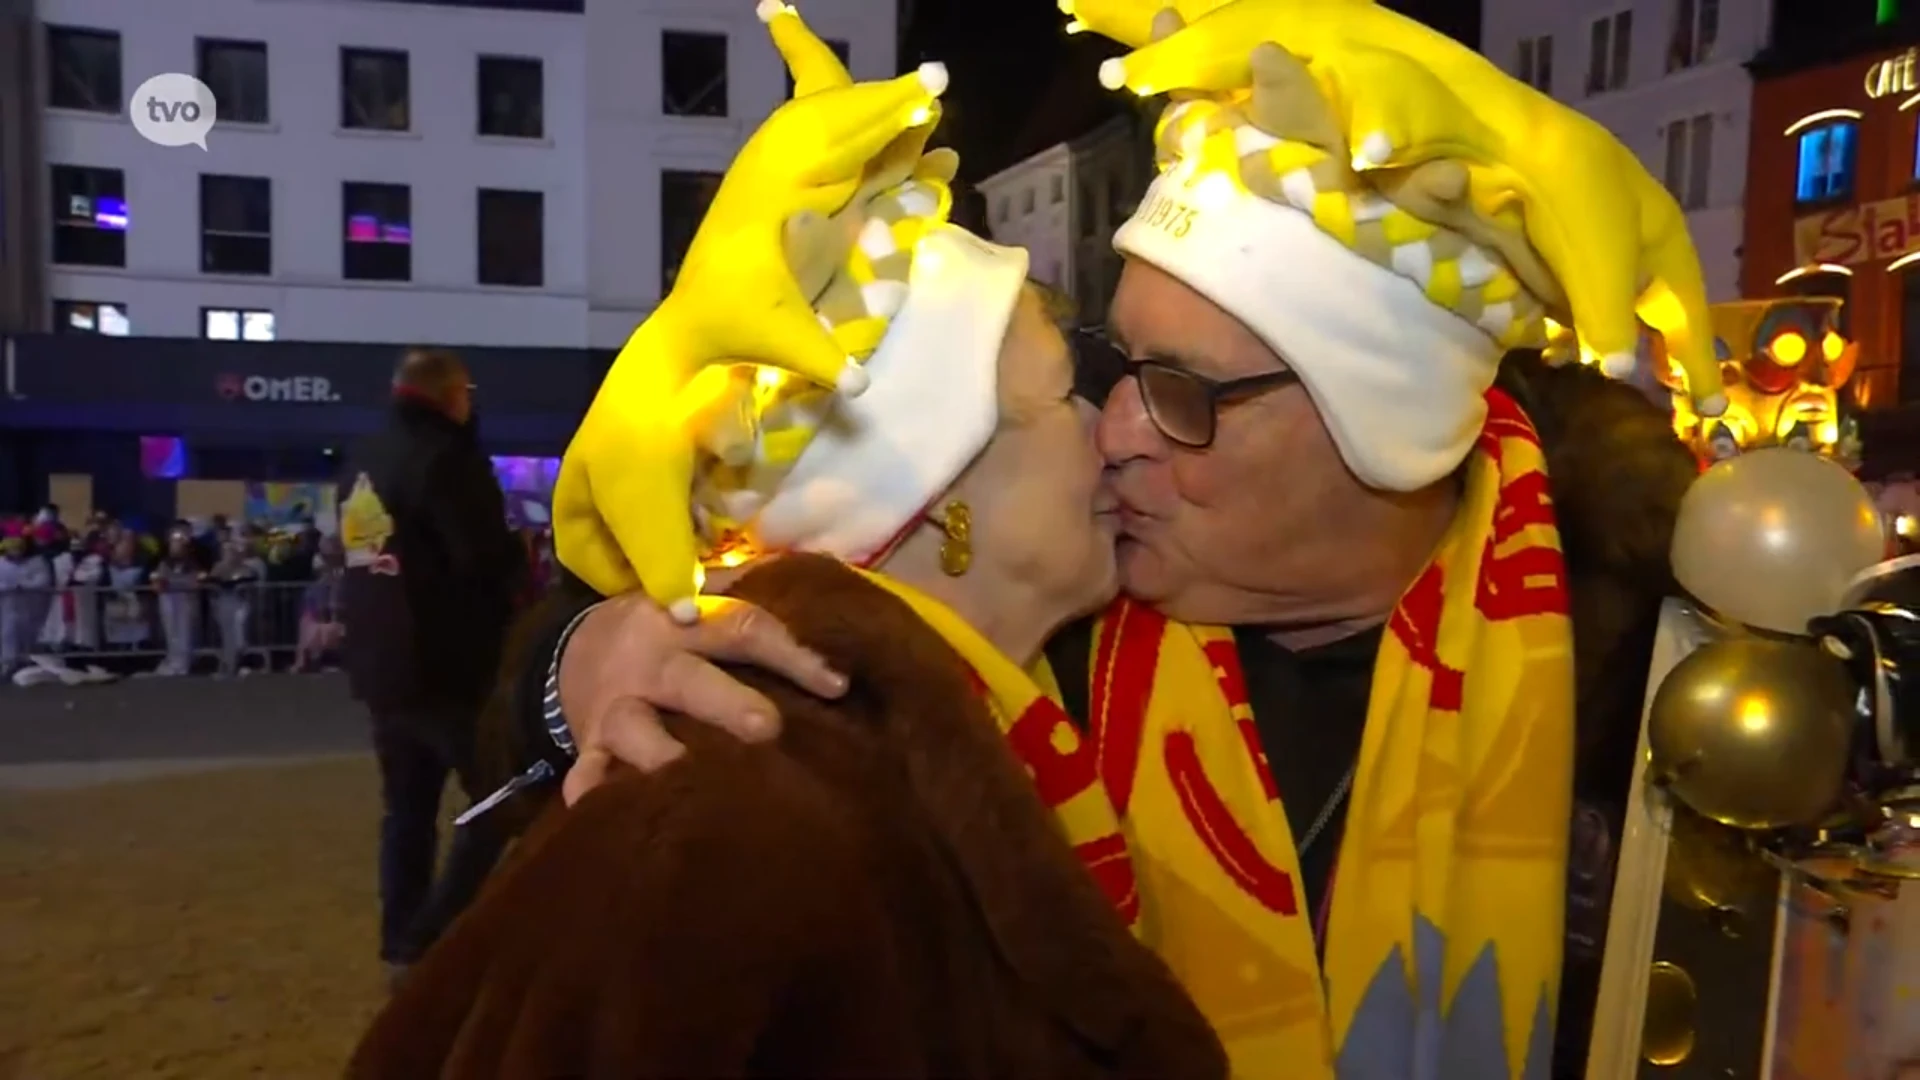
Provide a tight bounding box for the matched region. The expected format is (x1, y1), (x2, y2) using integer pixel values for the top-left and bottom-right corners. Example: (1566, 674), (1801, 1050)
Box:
(867, 390), (1574, 1079)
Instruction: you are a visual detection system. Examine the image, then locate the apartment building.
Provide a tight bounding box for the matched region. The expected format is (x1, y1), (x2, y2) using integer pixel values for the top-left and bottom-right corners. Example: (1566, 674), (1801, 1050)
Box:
(1483, 0), (1767, 301)
(31, 0), (897, 349)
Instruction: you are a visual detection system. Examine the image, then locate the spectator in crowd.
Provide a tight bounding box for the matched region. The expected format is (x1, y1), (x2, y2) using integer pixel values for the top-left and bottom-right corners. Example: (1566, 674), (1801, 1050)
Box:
(66, 535), (107, 652)
(0, 521), (52, 677)
(149, 526), (202, 677)
(101, 534), (149, 650)
(33, 522), (77, 653)
(340, 347), (525, 987)
(295, 535), (347, 673)
(207, 532), (265, 678)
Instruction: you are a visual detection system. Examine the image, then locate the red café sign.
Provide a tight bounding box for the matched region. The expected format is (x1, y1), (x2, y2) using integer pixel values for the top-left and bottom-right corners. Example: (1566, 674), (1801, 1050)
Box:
(1795, 193), (1920, 267)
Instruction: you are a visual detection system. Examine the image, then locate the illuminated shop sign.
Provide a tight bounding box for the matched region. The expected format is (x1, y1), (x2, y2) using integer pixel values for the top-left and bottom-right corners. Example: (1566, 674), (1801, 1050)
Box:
(1866, 48), (1919, 100)
(1795, 193), (1920, 267)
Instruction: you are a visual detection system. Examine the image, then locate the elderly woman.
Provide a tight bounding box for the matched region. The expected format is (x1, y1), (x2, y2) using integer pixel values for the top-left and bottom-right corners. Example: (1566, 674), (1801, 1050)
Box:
(348, 12), (1225, 1080)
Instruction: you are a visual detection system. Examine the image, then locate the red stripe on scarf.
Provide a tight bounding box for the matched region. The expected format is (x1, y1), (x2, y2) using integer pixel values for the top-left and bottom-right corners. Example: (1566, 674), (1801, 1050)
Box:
(1088, 599), (1164, 815)
(1165, 729), (1301, 917)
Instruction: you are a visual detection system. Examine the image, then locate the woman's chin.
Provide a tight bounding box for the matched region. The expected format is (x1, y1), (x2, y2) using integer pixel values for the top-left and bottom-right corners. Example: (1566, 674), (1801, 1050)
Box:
(1076, 544), (1122, 618)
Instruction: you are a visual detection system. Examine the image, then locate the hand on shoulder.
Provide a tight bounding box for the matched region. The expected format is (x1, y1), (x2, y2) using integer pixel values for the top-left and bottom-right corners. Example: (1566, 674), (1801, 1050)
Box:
(556, 585), (850, 805)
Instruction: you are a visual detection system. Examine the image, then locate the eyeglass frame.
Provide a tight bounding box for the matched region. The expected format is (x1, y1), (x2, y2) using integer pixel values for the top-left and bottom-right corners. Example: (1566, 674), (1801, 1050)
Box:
(1071, 327), (1301, 449)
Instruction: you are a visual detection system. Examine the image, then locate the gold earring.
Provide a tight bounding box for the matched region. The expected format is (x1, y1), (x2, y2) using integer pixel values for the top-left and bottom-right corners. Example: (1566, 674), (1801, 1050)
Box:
(938, 500), (972, 577)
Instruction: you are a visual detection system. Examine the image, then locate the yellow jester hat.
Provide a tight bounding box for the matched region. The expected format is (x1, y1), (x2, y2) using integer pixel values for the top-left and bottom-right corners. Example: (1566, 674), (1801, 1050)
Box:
(1067, 0), (1727, 478)
(551, 3), (951, 619)
(555, 3), (1030, 619)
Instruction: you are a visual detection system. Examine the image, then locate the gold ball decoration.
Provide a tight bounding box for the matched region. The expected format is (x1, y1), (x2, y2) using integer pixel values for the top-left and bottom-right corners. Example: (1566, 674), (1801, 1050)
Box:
(1641, 961), (1698, 1067)
(1670, 447), (1884, 634)
(1647, 638), (1856, 830)
(1662, 808), (1776, 918)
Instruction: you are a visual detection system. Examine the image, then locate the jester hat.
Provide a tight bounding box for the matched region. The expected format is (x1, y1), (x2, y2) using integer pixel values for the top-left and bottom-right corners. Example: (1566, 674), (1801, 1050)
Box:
(558, 3), (1028, 614)
(1073, 0), (1725, 491)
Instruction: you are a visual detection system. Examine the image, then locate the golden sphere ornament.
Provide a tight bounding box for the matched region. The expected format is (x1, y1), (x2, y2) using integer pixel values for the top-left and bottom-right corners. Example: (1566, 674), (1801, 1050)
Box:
(1662, 808), (1776, 918)
(1647, 638), (1857, 830)
(1670, 448), (1884, 635)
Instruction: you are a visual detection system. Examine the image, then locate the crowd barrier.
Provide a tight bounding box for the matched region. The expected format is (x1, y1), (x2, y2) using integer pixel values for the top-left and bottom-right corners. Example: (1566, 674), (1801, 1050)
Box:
(0, 580), (340, 678)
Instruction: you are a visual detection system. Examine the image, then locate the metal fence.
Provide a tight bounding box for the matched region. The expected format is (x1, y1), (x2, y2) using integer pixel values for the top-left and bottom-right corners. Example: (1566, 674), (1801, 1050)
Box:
(1, 580), (341, 678)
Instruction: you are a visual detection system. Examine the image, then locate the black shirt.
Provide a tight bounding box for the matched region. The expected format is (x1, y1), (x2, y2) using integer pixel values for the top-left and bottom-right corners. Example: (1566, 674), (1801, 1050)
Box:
(1044, 617), (1380, 939)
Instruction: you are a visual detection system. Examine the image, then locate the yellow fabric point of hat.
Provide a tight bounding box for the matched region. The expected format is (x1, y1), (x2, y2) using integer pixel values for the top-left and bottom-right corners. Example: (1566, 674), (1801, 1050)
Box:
(550, 3), (947, 607)
(1084, 0), (1725, 415)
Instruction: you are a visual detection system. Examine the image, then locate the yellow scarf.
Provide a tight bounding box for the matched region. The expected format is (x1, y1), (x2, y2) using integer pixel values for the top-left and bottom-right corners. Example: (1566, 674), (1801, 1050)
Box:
(865, 390), (1573, 1080)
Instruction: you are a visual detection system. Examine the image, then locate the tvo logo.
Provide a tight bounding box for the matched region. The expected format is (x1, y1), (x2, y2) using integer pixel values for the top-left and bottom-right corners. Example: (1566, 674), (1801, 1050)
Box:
(129, 73), (217, 150)
(217, 374), (342, 403)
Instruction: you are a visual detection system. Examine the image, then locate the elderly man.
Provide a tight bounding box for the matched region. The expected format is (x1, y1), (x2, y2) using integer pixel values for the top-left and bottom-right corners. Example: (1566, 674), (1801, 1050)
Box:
(480, 2), (1708, 1075)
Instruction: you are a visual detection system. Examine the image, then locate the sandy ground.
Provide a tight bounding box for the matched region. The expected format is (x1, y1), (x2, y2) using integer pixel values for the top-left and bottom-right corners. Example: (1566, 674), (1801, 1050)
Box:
(0, 756), (396, 1079)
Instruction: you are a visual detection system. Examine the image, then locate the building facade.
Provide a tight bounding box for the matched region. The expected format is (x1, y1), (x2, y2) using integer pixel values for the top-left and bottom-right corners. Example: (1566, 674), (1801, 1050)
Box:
(976, 112), (1151, 326)
(1481, 0), (1770, 302)
(29, 0), (897, 350)
(581, 0), (898, 347)
(1, 0), (48, 333)
(4, 0), (897, 516)
(1747, 24), (1920, 412)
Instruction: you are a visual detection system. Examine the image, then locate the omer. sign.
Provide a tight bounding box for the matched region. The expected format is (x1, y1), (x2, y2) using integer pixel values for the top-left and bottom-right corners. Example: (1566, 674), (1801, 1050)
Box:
(1867, 48), (1919, 99)
(216, 373), (343, 403)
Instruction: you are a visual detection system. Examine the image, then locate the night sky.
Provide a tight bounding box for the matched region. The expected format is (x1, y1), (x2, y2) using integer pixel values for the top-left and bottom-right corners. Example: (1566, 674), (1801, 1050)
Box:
(902, 0), (1483, 182)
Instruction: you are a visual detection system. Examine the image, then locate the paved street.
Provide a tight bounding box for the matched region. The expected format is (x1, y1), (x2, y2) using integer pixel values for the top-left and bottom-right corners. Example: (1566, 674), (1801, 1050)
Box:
(0, 673), (368, 777)
(0, 675), (400, 1077)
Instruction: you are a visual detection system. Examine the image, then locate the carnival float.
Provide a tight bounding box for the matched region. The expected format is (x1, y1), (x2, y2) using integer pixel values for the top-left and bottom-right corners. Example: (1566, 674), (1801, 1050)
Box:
(1561, 295), (1920, 1078)
(1547, 295), (1864, 468)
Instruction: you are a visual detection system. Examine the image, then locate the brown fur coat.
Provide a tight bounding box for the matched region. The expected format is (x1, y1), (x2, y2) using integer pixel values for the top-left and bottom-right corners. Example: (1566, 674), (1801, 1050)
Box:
(351, 351), (1696, 1080)
(350, 554), (1230, 1080)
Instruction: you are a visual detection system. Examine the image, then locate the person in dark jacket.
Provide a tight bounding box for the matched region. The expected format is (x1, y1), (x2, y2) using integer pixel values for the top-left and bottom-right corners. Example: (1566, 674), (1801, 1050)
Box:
(339, 347), (524, 985)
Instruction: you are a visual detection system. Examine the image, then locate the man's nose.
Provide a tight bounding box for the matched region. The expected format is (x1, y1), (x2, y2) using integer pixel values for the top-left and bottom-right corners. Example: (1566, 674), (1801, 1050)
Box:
(1096, 376), (1163, 465)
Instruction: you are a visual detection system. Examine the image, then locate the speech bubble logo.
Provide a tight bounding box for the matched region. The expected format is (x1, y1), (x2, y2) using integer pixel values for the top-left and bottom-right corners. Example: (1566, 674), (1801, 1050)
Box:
(129, 73), (218, 150)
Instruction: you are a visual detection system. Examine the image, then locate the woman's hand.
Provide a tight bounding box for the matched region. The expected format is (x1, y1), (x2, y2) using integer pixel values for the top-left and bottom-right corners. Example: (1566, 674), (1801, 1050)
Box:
(556, 592), (849, 805)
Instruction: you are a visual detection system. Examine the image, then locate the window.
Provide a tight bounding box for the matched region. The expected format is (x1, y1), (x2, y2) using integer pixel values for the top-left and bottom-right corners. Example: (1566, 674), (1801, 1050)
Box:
(341, 47), (409, 131)
(662, 31), (728, 117)
(200, 175), (272, 276)
(342, 182), (412, 281)
(1051, 175), (1065, 204)
(1108, 172), (1133, 222)
(1517, 34), (1555, 92)
(1668, 0), (1720, 72)
(202, 307), (276, 341)
(477, 188), (544, 287)
(996, 197), (1009, 223)
(49, 165), (126, 267)
(1022, 187), (1036, 214)
(660, 170), (723, 292)
(196, 39), (268, 124)
(478, 55), (543, 138)
(1079, 180), (1099, 238)
(53, 300), (129, 335)
(785, 38), (850, 98)
(1661, 114), (1713, 211)
(1586, 11), (1632, 95)
(46, 26), (120, 113)
(1796, 122), (1858, 204)
(1902, 271), (1920, 403)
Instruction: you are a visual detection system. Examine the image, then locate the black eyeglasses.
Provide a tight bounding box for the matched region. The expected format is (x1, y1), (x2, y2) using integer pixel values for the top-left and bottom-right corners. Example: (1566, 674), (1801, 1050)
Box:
(1071, 328), (1300, 449)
